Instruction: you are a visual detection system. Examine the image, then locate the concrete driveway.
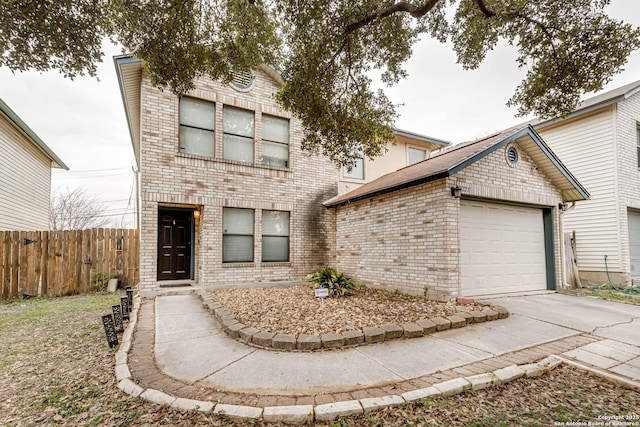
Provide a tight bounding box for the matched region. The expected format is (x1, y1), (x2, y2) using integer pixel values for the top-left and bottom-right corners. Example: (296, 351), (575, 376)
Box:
(487, 293), (640, 346)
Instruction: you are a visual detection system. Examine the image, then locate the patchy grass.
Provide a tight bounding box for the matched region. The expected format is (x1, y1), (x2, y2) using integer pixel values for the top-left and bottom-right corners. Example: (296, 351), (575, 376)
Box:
(586, 290), (640, 305)
(1, 293), (639, 426)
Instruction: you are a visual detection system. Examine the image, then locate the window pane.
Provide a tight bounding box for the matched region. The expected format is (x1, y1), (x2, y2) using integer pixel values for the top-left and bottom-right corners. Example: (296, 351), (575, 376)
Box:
(263, 115), (289, 144)
(342, 157), (364, 179)
(408, 147), (427, 165)
(179, 126), (215, 157)
(224, 107), (254, 137)
(223, 208), (254, 235)
(224, 134), (254, 162)
(262, 210), (289, 236)
(262, 141), (288, 167)
(262, 236), (289, 262)
(223, 235), (254, 262)
(180, 97), (215, 130)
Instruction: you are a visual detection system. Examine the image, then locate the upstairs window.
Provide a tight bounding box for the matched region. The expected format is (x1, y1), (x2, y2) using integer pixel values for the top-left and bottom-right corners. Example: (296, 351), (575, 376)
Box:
(262, 115), (290, 167)
(408, 147), (427, 165)
(342, 152), (364, 180)
(224, 107), (255, 163)
(262, 210), (290, 262)
(179, 97), (215, 157)
(223, 208), (254, 263)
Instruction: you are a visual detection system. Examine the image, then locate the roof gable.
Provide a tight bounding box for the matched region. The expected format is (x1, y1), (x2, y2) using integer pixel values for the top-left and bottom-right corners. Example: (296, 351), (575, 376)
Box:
(535, 80), (640, 128)
(0, 97), (68, 170)
(324, 125), (589, 208)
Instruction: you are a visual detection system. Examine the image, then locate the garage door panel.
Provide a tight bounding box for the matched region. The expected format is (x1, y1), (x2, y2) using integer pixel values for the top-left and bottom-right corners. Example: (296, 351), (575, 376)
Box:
(461, 200), (547, 297)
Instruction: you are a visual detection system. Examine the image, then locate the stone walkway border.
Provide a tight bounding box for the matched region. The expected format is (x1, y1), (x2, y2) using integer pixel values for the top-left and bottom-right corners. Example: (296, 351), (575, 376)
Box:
(197, 290), (510, 352)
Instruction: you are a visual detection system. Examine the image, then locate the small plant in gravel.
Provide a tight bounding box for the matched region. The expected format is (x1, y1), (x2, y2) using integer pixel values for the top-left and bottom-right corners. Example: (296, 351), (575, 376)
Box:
(304, 267), (355, 297)
(90, 271), (112, 292)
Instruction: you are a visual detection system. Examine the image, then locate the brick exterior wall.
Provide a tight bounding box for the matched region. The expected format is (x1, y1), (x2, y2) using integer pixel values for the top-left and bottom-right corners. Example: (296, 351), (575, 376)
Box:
(138, 69), (337, 293)
(333, 141), (565, 300)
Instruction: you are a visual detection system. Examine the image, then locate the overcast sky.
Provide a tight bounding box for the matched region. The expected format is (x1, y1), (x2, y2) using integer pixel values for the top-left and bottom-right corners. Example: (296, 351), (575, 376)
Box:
(0, 0), (638, 228)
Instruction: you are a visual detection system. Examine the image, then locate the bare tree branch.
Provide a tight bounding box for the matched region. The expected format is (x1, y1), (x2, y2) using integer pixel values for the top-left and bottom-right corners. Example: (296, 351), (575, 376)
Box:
(50, 187), (110, 230)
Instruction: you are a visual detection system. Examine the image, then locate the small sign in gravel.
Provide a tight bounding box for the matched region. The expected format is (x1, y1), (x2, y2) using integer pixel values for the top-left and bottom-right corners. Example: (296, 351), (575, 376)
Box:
(314, 287), (329, 299)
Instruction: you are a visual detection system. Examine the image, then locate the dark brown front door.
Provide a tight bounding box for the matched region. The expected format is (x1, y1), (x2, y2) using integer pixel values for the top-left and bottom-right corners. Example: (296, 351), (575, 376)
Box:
(157, 209), (192, 281)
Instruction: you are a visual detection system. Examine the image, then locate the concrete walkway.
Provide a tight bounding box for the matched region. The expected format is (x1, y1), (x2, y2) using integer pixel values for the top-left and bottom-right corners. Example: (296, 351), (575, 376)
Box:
(490, 293), (640, 384)
(122, 291), (640, 420)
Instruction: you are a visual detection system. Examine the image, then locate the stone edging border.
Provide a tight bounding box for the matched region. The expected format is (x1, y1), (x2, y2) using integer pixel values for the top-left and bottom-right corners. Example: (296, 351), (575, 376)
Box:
(196, 290), (510, 352)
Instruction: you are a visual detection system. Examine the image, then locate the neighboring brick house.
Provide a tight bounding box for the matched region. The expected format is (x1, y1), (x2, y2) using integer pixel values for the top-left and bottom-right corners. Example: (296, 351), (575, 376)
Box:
(534, 81), (640, 285)
(324, 125), (589, 300)
(114, 57), (446, 296)
(0, 97), (67, 231)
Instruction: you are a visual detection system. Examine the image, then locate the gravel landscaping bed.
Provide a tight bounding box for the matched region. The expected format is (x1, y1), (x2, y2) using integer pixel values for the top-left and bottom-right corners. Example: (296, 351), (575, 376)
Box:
(209, 285), (487, 336)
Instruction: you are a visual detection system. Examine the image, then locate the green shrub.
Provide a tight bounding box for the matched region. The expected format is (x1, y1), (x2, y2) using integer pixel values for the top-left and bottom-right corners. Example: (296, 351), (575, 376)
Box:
(90, 272), (112, 292)
(304, 267), (355, 297)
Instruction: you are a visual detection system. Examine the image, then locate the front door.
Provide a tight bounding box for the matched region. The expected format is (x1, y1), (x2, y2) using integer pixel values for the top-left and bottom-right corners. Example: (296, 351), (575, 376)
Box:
(157, 209), (192, 281)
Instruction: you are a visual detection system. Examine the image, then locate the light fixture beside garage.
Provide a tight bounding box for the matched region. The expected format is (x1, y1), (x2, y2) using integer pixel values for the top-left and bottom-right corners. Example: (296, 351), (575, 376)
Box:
(450, 186), (462, 198)
(558, 202), (569, 212)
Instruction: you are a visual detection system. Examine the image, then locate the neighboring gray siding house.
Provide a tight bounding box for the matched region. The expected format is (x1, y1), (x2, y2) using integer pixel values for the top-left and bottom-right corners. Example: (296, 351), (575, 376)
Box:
(0, 98), (67, 231)
(325, 126), (589, 300)
(534, 81), (640, 285)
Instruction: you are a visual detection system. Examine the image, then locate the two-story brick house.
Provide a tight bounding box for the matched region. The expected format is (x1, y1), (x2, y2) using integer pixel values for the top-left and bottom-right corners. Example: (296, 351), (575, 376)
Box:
(534, 81), (640, 286)
(115, 57), (449, 296)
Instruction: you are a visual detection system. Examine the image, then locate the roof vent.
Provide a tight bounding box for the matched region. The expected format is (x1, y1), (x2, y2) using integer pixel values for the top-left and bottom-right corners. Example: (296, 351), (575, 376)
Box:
(506, 145), (519, 166)
(230, 70), (254, 91)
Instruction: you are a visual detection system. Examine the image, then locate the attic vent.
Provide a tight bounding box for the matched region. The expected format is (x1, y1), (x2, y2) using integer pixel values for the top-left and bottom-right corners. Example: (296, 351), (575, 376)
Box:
(506, 146), (519, 166)
(230, 70), (254, 91)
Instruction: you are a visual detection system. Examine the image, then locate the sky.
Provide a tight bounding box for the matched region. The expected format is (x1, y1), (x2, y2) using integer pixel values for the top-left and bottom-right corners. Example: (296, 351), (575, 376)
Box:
(0, 0), (639, 228)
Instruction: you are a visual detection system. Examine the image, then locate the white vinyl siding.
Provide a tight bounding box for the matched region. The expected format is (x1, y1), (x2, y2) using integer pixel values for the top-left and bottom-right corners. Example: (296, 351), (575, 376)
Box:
(0, 118), (51, 230)
(538, 109), (621, 271)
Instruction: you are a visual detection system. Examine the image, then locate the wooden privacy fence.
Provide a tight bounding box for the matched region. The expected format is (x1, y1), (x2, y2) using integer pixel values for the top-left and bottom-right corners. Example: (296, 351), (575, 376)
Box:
(0, 228), (139, 299)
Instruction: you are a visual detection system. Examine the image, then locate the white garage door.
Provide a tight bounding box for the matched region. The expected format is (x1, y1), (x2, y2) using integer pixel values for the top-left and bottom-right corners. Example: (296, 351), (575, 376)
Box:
(460, 200), (548, 297)
(629, 211), (640, 277)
